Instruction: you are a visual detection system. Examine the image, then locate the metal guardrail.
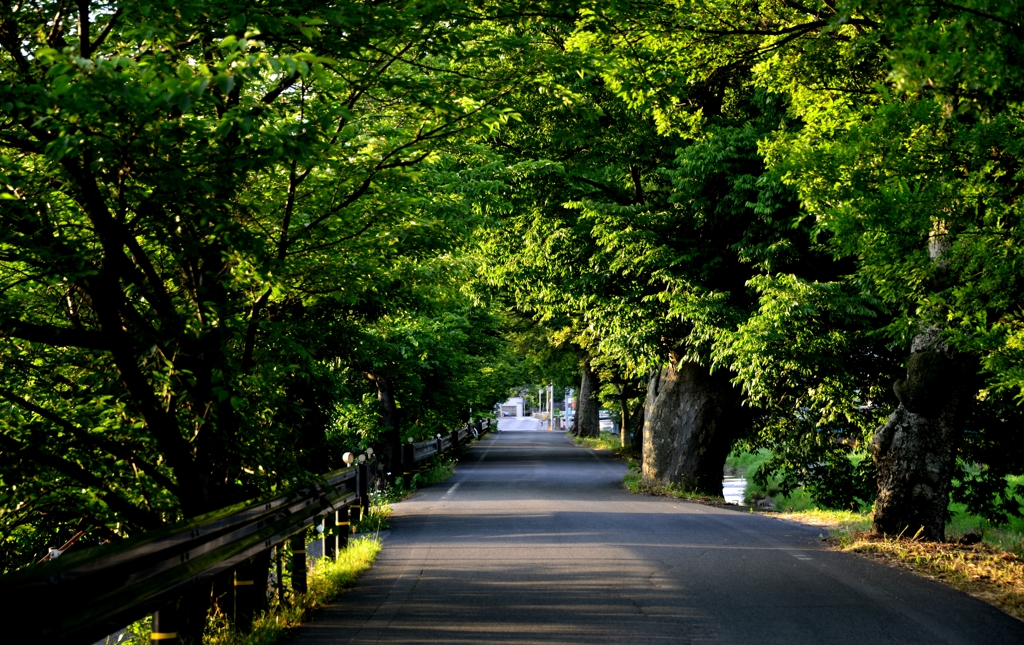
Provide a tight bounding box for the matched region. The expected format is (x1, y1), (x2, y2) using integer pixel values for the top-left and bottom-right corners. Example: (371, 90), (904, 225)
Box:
(0, 421), (494, 644)
(400, 419), (492, 487)
(0, 419), (494, 645)
(0, 465), (363, 644)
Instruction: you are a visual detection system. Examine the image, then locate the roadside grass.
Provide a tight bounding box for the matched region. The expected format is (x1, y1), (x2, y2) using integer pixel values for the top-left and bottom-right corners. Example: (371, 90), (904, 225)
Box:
(622, 459), (726, 504)
(108, 538), (382, 645)
(571, 430), (623, 453)
(204, 537), (381, 645)
(413, 455), (457, 488)
(354, 501), (392, 534)
(773, 494), (1024, 621)
(835, 529), (1024, 621)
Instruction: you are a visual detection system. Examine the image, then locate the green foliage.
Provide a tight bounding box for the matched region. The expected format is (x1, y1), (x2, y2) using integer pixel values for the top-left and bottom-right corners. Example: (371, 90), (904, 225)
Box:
(566, 0), (1024, 523)
(5, 0), (1024, 567)
(411, 456), (457, 489)
(0, 0), (546, 572)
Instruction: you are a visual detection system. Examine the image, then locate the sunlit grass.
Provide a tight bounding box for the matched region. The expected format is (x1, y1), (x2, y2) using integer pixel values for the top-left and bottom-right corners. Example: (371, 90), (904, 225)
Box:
(840, 532), (1024, 621)
(354, 503), (392, 534)
(777, 508), (1024, 620)
(621, 460), (725, 503)
(571, 430), (622, 452)
(204, 537), (381, 645)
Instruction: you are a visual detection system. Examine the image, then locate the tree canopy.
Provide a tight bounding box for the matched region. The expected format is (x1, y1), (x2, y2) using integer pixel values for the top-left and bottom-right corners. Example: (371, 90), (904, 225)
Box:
(3, 0), (1024, 571)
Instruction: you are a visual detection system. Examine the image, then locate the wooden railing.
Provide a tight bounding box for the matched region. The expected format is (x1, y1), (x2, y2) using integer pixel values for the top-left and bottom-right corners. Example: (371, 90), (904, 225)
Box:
(401, 419), (493, 487)
(0, 419), (492, 645)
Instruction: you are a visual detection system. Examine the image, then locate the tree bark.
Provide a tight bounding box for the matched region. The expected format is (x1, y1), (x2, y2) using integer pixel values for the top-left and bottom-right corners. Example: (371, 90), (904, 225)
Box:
(367, 372), (401, 483)
(641, 359), (746, 497)
(629, 406), (645, 449)
(576, 363), (601, 438)
(870, 328), (970, 541)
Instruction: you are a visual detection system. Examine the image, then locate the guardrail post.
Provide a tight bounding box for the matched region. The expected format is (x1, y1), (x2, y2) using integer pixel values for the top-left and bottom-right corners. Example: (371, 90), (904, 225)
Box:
(290, 531), (307, 595)
(351, 462), (369, 535)
(275, 544), (285, 606)
(402, 441), (415, 488)
(339, 504), (350, 548)
(358, 461), (370, 510)
(450, 430), (459, 452)
(151, 601), (178, 644)
(234, 549), (270, 632)
(436, 435), (443, 455)
(323, 511), (337, 561)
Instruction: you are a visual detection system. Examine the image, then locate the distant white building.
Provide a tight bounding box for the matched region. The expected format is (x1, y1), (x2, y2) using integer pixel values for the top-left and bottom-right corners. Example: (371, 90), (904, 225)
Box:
(499, 396), (524, 418)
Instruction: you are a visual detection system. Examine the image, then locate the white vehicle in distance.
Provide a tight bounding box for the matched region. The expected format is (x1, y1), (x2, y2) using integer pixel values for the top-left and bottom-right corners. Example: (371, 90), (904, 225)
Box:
(598, 410), (617, 434)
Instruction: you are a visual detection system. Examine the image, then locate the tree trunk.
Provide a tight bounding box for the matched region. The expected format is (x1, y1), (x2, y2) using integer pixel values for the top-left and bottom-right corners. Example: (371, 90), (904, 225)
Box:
(630, 406), (645, 448)
(870, 328), (969, 541)
(576, 363), (601, 438)
(641, 359), (746, 497)
(367, 372), (401, 484)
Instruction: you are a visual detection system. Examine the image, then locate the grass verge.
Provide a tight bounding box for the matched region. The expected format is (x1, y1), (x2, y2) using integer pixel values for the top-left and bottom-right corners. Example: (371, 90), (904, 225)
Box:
(841, 531), (1024, 621)
(348, 450), (460, 535)
(571, 430), (622, 452)
(205, 537), (382, 645)
(621, 460), (727, 505)
(414, 455), (457, 488)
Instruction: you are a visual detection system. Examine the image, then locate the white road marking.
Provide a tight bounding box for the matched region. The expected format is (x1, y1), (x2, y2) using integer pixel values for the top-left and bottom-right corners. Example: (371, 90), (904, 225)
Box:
(445, 482), (461, 497)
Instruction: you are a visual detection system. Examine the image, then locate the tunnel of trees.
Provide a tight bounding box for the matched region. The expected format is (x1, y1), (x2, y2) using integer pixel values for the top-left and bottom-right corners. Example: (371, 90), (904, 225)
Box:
(2, 0), (1023, 575)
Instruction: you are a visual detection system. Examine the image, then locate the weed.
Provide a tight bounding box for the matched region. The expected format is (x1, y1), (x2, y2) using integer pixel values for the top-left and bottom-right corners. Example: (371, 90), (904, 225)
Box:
(571, 431), (619, 452)
(354, 503), (392, 534)
(621, 461), (725, 504)
(204, 537), (381, 645)
(412, 456), (456, 488)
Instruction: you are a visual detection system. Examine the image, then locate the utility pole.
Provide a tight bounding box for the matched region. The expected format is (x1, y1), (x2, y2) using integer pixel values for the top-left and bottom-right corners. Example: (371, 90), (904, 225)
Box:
(548, 383), (554, 430)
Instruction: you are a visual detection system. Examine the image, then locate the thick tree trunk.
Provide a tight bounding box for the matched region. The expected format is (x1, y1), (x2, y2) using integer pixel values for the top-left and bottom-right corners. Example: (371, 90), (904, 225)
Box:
(870, 328), (969, 541)
(367, 372), (401, 483)
(641, 359), (745, 497)
(629, 406), (645, 448)
(576, 363), (601, 438)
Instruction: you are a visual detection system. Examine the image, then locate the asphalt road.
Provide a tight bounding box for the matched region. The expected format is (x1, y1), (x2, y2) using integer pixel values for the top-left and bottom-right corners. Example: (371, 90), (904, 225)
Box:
(289, 431), (1024, 645)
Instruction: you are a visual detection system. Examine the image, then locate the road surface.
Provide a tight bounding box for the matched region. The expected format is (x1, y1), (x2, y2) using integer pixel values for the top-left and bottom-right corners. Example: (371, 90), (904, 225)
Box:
(289, 431), (1023, 644)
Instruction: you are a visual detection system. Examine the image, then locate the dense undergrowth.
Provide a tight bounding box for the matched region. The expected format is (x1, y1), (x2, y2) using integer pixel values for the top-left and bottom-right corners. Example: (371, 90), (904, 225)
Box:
(726, 449), (1024, 555)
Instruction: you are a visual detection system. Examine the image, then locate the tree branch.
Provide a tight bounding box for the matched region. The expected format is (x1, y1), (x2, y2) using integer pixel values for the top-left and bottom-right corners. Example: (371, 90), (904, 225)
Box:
(0, 432), (160, 529)
(4, 319), (109, 349)
(90, 7), (123, 53)
(0, 387), (182, 497)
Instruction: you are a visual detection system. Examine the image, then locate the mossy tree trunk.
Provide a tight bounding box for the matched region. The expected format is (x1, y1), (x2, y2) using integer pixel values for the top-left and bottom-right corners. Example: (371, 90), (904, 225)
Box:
(575, 363), (601, 438)
(870, 328), (971, 541)
(641, 358), (746, 497)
